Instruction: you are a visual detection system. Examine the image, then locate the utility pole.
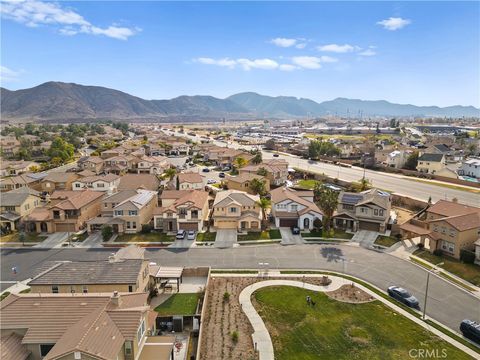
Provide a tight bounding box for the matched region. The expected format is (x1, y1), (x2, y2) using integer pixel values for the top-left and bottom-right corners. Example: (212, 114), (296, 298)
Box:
(422, 270), (430, 320)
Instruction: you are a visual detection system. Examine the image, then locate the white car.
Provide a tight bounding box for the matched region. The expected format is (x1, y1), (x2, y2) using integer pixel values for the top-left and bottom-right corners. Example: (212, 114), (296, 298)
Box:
(187, 231), (196, 241)
(207, 179), (217, 184)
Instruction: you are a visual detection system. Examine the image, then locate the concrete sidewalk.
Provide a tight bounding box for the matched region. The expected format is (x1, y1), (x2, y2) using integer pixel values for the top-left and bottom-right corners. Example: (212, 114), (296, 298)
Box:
(238, 276), (478, 360)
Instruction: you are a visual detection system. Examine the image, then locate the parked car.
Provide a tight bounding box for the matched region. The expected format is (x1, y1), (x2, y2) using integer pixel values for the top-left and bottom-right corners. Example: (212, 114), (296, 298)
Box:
(207, 179), (217, 184)
(273, 153), (279, 157)
(222, 166), (231, 171)
(387, 286), (419, 308)
(219, 172), (226, 178)
(460, 320), (480, 343)
(187, 231), (196, 241)
(202, 168), (210, 173)
(291, 226), (300, 235)
(176, 230), (186, 240)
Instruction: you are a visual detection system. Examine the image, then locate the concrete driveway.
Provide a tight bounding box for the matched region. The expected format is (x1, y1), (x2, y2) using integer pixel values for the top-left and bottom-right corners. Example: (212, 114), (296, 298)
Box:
(79, 232), (103, 248)
(351, 230), (379, 248)
(33, 232), (68, 248)
(279, 227), (303, 246)
(214, 229), (237, 248)
(168, 238), (196, 249)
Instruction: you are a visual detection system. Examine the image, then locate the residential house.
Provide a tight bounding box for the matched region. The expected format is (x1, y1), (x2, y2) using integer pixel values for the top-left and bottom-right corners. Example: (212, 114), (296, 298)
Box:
(25, 190), (104, 233)
(144, 143), (167, 156)
(270, 187), (323, 230)
(103, 155), (138, 174)
(0, 160), (40, 177)
(0, 136), (21, 157)
(0, 188), (42, 231)
(333, 189), (392, 233)
(239, 159), (289, 186)
(0, 172), (45, 192)
(178, 172), (204, 190)
(212, 190), (262, 231)
(475, 239), (480, 265)
(88, 190), (157, 234)
(77, 156), (104, 174)
(100, 147), (125, 159)
(226, 173), (270, 195)
(0, 292), (173, 360)
(458, 157), (480, 179)
(426, 143), (454, 159)
(203, 146), (253, 167)
(153, 190), (209, 232)
(72, 174), (120, 194)
(385, 150), (410, 169)
(76, 169), (96, 177)
(136, 155), (169, 175)
(416, 153), (446, 175)
(118, 174), (160, 192)
(41, 173), (79, 194)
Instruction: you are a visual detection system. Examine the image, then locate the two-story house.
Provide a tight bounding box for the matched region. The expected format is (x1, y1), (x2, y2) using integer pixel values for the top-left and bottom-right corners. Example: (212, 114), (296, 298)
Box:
(77, 156), (105, 174)
(239, 159), (289, 186)
(136, 155), (169, 175)
(0, 291), (174, 360)
(385, 150), (410, 169)
(416, 153), (446, 175)
(0, 160), (40, 177)
(226, 173), (270, 195)
(0, 188), (42, 232)
(0, 172), (45, 192)
(333, 188), (392, 233)
(212, 190), (262, 231)
(270, 187), (323, 230)
(458, 157), (480, 179)
(41, 173), (79, 194)
(110, 189), (157, 234)
(25, 190), (104, 233)
(178, 172), (204, 190)
(72, 174), (120, 194)
(118, 174), (160, 192)
(0, 136), (21, 157)
(153, 190), (209, 232)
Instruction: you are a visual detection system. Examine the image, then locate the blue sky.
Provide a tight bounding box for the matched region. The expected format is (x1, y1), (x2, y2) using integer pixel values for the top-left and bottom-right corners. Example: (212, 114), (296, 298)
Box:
(1, 1), (479, 107)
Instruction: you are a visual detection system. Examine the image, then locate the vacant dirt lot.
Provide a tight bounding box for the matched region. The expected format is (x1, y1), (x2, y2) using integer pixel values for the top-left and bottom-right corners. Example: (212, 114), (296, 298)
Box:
(325, 284), (375, 304)
(199, 275), (331, 360)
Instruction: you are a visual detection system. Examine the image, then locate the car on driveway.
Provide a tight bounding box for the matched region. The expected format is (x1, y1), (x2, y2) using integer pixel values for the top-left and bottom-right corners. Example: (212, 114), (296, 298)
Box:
(187, 231), (196, 241)
(222, 166), (231, 171)
(202, 168), (210, 173)
(291, 226), (300, 235)
(219, 172), (226, 178)
(273, 153), (279, 157)
(460, 320), (480, 343)
(387, 286), (419, 308)
(176, 230), (186, 240)
(207, 179), (217, 184)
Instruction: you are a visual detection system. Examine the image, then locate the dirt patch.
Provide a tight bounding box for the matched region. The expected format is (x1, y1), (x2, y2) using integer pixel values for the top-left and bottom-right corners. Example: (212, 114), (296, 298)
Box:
(198, 276), (331, 360)
(345, 325), (372, 345)
(325, 284), (375, 304)
(393, 206), (415, 225)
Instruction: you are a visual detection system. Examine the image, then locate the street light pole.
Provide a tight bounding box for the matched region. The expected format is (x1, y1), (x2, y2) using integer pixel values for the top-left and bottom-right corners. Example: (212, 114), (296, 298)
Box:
(422, 270), (430, 320)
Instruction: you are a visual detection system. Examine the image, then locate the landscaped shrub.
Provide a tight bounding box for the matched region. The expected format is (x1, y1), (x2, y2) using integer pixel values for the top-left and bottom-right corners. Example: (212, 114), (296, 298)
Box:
(223, 291), (230, 302)
(231, 331), (238, 343)
(433, 249), (443, 257)
(101, 225), (113, 242)
(141, 224), (153, 233)
(460, 250), (476, 264)
(417, 243), (424, 250)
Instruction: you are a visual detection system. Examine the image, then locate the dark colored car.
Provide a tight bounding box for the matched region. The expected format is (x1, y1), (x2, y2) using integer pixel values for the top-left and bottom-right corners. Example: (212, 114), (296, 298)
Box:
(460, 320), (480, 344)
(273, 153), (279, 157)
(202, 168), (210, 173)
(176, 230), (186, 240)
(291, 226), (300, 235)
(387, 286), (419, 308)
(219, 172), (226, 178)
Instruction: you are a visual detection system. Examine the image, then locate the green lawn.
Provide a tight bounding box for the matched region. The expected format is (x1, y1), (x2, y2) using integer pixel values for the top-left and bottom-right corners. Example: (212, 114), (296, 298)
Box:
(374, 235), (400, 248)
(414, 250), (480, 287)
(0, 232), (47, 243)
(297, 179), (320, 190)
(154, 293), (199, 316)
(196, 232), (216, 242)
(301, 229), (353, 239)
(237, 229), (282, 241)
(115, 232), (175, 243)
(269, 229), (281, 239)
(254, 286), (470, 360)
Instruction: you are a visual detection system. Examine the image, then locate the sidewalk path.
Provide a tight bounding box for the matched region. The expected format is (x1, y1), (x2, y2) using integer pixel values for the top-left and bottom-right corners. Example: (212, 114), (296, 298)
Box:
(238, 277), (478, 360)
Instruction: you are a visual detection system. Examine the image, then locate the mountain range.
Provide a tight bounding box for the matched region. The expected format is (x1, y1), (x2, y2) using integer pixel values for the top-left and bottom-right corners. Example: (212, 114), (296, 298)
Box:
(1, 81), (479, 121)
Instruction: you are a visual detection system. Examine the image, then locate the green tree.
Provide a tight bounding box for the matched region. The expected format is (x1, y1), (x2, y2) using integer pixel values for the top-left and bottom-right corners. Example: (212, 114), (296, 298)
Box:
(256, 167), (268, 177)
(308, 140), (341, 159)
(404, 151), (419, 170)
(164, 167), (177, 180)
(265, 138), (276, 150)
(313, 184), (339, 231)
(47, 137), (75, 163)
(358, 177), (371, 192)
(101, 225), (113, 241)
(256, 197), (271, 224)
(249, 178), (267, 196)
(252, 151), (262, 164)
(234, 156), (247, 169)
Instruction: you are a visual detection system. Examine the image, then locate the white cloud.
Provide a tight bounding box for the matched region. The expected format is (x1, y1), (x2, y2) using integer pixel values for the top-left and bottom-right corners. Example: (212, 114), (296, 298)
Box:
(358, 49), (376, 56)
(237, 58), (279, 70)
(270, 37), (297, 47)
(377, 17), (411, 31)
(317, 44), (357, 53)
(0, 0), (139, 40)
(0, 66), (23, 82)
(196, 57), (237, 68)
(295, 43), (306, 49)
(291, 56), (338, 69)
(278, 64), (298, 71)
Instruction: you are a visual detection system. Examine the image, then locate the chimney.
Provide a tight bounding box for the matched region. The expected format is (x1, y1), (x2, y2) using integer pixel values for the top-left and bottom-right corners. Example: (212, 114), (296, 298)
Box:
(111, 291), (121, 307)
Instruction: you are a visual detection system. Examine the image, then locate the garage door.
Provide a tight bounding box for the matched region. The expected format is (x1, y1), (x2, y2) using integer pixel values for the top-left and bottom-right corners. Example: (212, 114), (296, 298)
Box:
(55, 223), (73, 232)
(215, 220), (237, 229)
(359, 221), (380, 231)
(179, 222), (198, 231)
(279, 218), (298, 227)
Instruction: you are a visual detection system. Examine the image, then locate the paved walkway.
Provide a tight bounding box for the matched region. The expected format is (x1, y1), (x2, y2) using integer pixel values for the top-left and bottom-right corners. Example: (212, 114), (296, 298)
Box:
(351, 230), (378, 248)
(33, 232), (68, 248)
(238, 277), (478, 360)
(214, 229), (237, 248)
(279, 227), (303, 246)
(387, 237), (421, 259)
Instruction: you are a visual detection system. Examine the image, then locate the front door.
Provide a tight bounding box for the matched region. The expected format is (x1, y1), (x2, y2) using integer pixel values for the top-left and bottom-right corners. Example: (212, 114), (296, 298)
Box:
(303, 218), (310, 229)
(240, 221), (247, 230)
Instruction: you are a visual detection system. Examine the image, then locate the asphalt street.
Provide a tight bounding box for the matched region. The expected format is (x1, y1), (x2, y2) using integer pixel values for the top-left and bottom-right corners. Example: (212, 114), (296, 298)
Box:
(1, 244), (479, 332)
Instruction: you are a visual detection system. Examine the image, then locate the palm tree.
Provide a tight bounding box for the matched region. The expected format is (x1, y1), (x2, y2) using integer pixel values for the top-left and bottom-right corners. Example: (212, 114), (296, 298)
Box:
(358, 177), (371, 191)
(256, 197), (271, 223)
(250, 178), (267, 196)
(234, 156), (247, 169)
(164, 167), (177, 180)
(313, 183), (339, 231)
(252, 151), (262, 164)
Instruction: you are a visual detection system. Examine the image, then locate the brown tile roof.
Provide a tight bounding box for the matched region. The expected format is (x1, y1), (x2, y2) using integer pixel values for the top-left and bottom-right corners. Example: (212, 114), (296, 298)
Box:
(118, 174), (160, 191)
(1, 187), (41, 206)
(427, 200), (480, 218)
(75, 174), (120, 183)
(51, 190), (104, 210)
(429, 212), (480, 231)
(159, 190), (191, 199)
(0, 333), (30, 360)
(156, 190), (209, 214)
(214, 190), (259, 207)
(271, 187), (322, 216)
(24, 206), (51, 221)
(77, 169), (96, 177)
(43, 172), (78, 183)
(227, 173), (266, 184)
(178, 172), (203, 184)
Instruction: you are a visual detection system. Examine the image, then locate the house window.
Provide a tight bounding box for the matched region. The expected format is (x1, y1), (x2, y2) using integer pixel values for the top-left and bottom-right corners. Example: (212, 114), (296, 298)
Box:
(125, 341), (133, 356)
(97, 183), (105, 188)
(137, 319), (146, 344)
(360, 208), (366, 213)
(52, 285), (59, 293)
(128, 210), (138, 216)
(4, 206), (15, 212)
(441, 241), (455, 254)
(229, 207), (237, 213)
(342, 204), (354, 210)
(374, 209), (378, 216)
(70, 286), (75, 293)
(104, 203), (108, 208)
(379, 209), (384, 216)
(132, 221), (137, 229)
(115, 210), (123, 216)
(74, 352), (81, 360)
(191, 210), (198, 219)
(83, 286), (88, 294)
(127, 222), (131, 229)
(40, 344), (55, 357)
(75, 183), (81, 188)
(291, 204), (298, 211)
(128, 285), (133, 292)
(53, 211), (60, 219)
(179, 208), (187, 215)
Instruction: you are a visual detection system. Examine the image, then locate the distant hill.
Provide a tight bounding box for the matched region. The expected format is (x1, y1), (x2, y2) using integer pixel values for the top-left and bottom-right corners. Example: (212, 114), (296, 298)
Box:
(1, 82), (478, 121)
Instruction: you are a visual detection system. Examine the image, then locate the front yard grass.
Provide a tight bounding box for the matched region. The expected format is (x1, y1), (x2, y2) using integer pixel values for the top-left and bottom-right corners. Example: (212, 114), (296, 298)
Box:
(296, 179), (320, 190)
(0, 232), (47, 243)
(154, 293), (198, 316)
(374, 235), (400, 247)
(237, 229), (282, 241)
(115, 232), (175, 243)
(301, 229), (353, 239)
(196, 232), (216, 242)
(413, 249), (480, 287)
(253, 286), (470, 360)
